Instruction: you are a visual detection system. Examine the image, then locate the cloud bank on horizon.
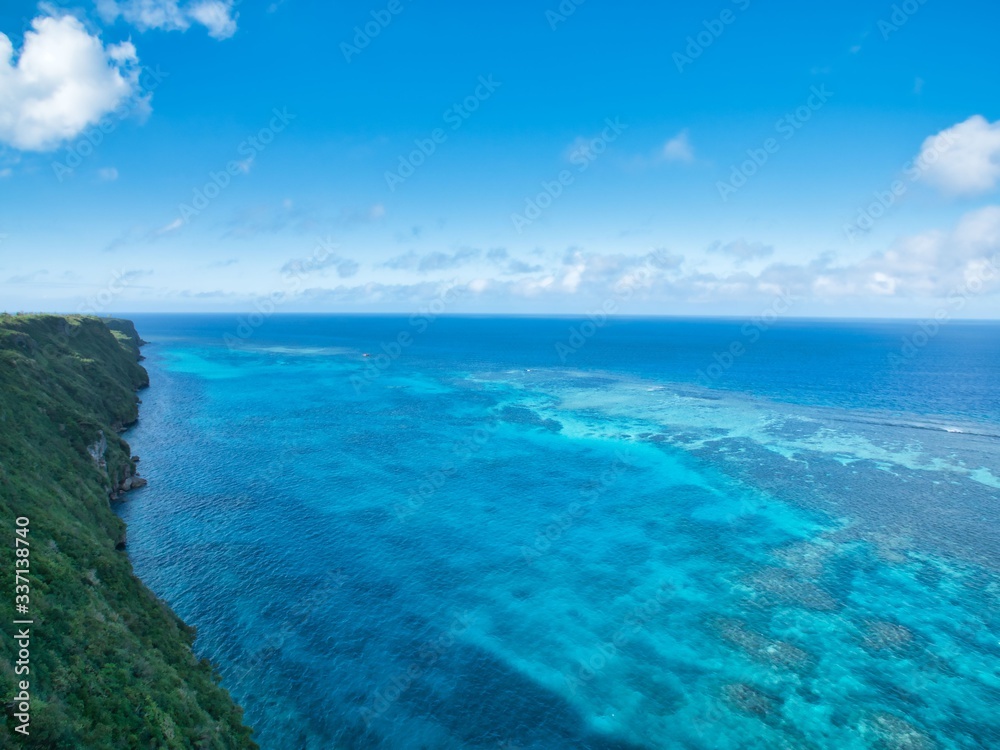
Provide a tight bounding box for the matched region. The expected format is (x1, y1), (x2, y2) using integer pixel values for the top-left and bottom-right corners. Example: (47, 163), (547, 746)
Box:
(0, 0), (999, 317)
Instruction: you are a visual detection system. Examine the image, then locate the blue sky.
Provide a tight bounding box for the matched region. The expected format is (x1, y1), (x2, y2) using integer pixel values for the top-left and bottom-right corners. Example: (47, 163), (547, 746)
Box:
(1, 0), (1000, 317)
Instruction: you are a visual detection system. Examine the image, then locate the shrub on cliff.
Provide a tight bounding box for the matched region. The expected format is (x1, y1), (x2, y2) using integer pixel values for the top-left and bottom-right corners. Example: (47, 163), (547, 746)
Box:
(0, 315), (256, 749)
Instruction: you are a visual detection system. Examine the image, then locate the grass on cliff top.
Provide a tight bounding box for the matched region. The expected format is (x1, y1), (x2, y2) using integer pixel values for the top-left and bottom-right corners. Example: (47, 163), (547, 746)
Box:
(0, 315), (256, 749)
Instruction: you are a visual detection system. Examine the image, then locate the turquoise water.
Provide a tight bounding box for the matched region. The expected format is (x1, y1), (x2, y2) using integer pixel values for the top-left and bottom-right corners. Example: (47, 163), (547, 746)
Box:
(119, 316), (1000, 749)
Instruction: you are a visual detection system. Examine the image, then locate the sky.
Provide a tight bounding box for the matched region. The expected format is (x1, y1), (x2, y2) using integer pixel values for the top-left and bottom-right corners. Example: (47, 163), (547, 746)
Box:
(1, 0), (1000, 317)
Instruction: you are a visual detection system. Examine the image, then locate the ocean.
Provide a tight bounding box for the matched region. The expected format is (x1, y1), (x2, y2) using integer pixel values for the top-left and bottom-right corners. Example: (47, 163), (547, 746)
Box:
(118, 315), (1000, 749)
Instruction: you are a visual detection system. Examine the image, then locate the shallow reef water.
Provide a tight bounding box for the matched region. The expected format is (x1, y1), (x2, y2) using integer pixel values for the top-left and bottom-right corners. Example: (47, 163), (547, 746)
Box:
(120, 316), (1000, 749)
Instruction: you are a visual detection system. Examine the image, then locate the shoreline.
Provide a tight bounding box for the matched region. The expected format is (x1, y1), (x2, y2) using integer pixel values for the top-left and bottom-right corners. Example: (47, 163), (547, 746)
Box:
(0, 314), (256, 748)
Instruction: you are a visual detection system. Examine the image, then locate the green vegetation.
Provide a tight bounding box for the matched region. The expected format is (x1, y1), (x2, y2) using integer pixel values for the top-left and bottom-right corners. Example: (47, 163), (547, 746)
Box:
(0, 315), (256, 749)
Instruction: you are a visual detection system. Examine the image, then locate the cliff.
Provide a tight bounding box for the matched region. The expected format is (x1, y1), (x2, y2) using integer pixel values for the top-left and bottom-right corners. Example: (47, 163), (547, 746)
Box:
(0, 315), (256, 748)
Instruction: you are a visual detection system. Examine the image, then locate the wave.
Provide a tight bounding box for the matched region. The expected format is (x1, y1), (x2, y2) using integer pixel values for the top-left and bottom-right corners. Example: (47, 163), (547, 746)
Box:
(824, 415), (1000, 440)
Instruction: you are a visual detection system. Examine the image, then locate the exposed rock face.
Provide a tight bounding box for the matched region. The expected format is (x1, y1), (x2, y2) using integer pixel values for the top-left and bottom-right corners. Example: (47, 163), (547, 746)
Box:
(94, 435), (149, 501)
(87, 430), (108, 470)
(91, 431), (148, 501)
(110, 462), (147, 500)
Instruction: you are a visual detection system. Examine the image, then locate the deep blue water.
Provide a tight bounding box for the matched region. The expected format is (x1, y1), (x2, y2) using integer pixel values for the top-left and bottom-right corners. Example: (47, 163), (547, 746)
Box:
(118, 315), (1000, 749)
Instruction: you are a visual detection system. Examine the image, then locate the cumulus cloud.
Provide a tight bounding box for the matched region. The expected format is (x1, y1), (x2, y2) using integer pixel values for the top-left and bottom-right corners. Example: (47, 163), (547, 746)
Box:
(918, 115), (1000, 196)
(662, 130), (694, 163)
(506, 211), (999, 305)
(649, 249), (685, 270)
(97, 0), (238, 39)
(479, 247), (545, 275)
(623, 210), (995, 307)
(187, 1), (238, 38)
(385, 248), (482, 273)
(505, 259), (545, 274)
(0, 15), (141, 151)
(281, 252), (359, 280)
(246, 209), (1000, 312)
(708, 239), (775, 263)
(752, 207), (1000, 300)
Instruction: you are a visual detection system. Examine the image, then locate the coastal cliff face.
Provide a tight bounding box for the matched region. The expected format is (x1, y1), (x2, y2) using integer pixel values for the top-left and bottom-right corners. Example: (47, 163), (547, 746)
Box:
(0, 315), (256, 749)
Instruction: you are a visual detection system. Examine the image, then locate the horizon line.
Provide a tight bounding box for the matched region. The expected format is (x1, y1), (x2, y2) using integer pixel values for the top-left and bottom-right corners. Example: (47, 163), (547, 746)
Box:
(6, 311), (1000, 324)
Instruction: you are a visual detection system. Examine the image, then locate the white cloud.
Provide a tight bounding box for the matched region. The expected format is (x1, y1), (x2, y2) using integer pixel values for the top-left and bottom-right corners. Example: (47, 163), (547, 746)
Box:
(786, 206), (1000, 299)
(708, 239), (774, 263)
(918, 115), (1000, 196)
(97, 167), (119, 181)
(662, 130), (694, 163)
(0, 15), (140, 151)
(158, 217), (183, 234)
(137, 209), (1000, 313)
(98, 0), (238, 39)
(482, 209), (1000, 305)
(96, 0), (183, 31)
(188, 1), (238, 39)
(281, 252), (359, 280)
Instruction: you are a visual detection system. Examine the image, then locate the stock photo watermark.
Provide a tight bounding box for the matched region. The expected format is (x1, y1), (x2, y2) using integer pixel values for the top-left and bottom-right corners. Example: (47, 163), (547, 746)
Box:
(843, 129), (956, 242)
(546, 0), (587, 30)
(340, 0), (411, 63)
(359, 610), (477, 726)
(696, 289), (799, 385)
(878, 0), (930, 40)
(716, 85), (833, 201)
(10, 268), (139, 363)
(520, 449), (636, 564)
(888, 254), (1000, 368)
(176, 107), (295, 224)
(350, 284), (466, 391)
(224, 566), (350, 694)
(393, 421), (499, 522)
(77, 269), (138, 316)
(674, 0), (752, 73)
(510, 117), (627, 233)
(384, 75), (502, 191)
(223, 236), (337, 348)
(553, 250), (676, 362)
(51, 65), (169, 182)
(562, 581), (676, 696)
